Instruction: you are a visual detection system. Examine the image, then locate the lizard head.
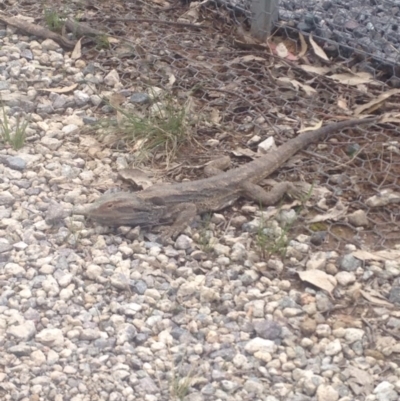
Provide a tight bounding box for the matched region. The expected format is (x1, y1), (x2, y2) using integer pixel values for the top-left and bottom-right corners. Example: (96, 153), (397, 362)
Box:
(85, 192), (164, 227)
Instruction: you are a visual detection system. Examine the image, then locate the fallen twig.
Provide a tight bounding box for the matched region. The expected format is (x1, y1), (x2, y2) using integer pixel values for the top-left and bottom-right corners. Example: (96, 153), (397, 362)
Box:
(0, 12), (75, 49)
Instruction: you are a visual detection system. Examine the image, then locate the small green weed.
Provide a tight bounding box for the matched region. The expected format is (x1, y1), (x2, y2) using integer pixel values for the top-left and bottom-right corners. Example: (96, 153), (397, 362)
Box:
(255, 214), (290, 259)
(255, 184), (314, 258)
(0, 107), (29, 150)
(65, 217), (83, 248)
(170, 361), (194, 401)
(44, 9), (65, 32)
(95, 34), (110, 50)
(197, 214), (214, 253)
(171, 374), (192, 401)
(98, 91), (190, 164)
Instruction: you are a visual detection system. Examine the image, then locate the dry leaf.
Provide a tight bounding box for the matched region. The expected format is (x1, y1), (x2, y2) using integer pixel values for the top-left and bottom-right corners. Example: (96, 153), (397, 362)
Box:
(366, 189), (400, 207)
(307, 199), (348, 223)
(210, 109), (221, 124)
(231, 147), (257, 158)
(150, 0), (170, 5)
(354, 88), (400, 115)
(71, 38), (82, 60)
(15, 14), (35, 23)
(380, 112), (400, 124)
(79, 136), (100, 147)
(330, 72), (373, 86)
(41, 83), (78, 93)
(178, 2), (200, 23)
(298, 120), (323, 133)
(231, 55), (266, 64)
(298, 33), (308, 58)
(333, 312), (363, 328)
(297, 82), (316, 96)
(277, 77), (316, 96)
(300, 65), (330, 75)
(352, 249), (400, 262)
(167, 73), (176, 88)
(298, 270), (336, 295)
(345, 366), (374, 387)
(352, 250), (384, 261)
(107, 37), (119, 44)
(309, 34), (329, 61)
(360, 289), (393, 307)
(337, 97), (348, 110)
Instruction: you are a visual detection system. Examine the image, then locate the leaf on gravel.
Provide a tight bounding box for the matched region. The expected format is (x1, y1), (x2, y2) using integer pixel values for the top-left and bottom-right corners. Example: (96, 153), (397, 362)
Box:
(300, 65), (330, 75)
(334, 312), (363, 328)
(365, 189), (400, 207)
(380, 112), (400, 124)
(298, 33), (307, 58)
(360, 289), (393, 307)
(210, 109), (221, 124)
(178, 2), (200, 23)
(41, 83), (78, 93)
(330, 72), (373, 86)
(345, 366), (374, 395)
(15, 14), (35, 23)
(298, 270), (336, 295)
(337, 97), (348, 110)
(352, 249), (400, 261)
(309, 34), (329, 61)
(231, 55), (266, 64)
(231, 147), (257, 158)
(107, 37), (120, 44)
(307, 199), (347, 223)
(277, 77), (316, 96)
(150, 0), (170, 5)
(344, 366), (374, 387)
(354, 88), (400, 115)
(71, 38), (82, 60)
(79, 136), (100, 147)
(167, 73), (176, 88)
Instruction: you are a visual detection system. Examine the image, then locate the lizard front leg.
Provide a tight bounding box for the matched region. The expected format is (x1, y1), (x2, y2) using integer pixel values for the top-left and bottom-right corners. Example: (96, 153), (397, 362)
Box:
(241, 181), (312, 206)
(158, 202), (197, 239)
(204, 156), (231, 176)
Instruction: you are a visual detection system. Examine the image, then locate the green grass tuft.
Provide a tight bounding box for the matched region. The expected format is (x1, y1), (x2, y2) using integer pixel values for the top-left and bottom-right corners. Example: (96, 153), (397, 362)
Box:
(0, 106), (29, 150)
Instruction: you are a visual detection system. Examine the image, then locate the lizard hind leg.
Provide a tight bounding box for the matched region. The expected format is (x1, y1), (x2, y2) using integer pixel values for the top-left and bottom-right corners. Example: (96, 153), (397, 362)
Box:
(241, 181), (313, 206)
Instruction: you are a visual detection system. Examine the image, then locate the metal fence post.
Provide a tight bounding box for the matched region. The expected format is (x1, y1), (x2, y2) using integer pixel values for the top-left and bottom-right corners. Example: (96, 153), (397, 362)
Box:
(250, 0), (279, 41)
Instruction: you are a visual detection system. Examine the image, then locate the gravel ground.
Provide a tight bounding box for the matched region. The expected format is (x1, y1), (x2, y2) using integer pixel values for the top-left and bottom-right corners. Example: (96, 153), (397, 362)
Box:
(1, 26), (400, 401)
